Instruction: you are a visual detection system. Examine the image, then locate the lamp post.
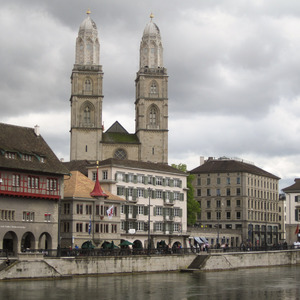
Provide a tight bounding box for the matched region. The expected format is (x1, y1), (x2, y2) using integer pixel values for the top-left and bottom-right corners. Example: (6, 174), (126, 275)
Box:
(148, 187), (151, 255)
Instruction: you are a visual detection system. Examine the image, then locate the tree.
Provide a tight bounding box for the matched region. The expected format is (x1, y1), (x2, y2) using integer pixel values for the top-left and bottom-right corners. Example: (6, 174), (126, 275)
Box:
(171, 163), (200, 226)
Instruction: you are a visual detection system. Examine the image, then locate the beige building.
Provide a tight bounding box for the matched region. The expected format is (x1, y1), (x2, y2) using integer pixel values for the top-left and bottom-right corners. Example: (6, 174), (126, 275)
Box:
(85, 158), (188, 249)
(70, 12), (168, 164)
(190, 156), (280, 247)
(282, 179), (300, 244)
(61, 171), (125, 248)
(0, 123), (69, 255)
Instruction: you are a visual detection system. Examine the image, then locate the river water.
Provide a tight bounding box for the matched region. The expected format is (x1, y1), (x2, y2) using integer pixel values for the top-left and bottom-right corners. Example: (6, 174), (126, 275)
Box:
(1, 266), (299, 300)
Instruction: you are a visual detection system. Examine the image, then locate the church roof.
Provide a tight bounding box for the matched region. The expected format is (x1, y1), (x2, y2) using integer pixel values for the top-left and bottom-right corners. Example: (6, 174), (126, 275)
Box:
(282, 179), (300, 192)
(143, 14), (161, 36)
(190, 158), (280, 180)
(0, 123), (69, 175)
(64, 170), (125, 202)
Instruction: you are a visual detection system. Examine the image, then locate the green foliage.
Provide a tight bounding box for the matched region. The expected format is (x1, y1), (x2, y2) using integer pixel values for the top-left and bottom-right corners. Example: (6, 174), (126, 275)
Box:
(171, 163), (200, 226)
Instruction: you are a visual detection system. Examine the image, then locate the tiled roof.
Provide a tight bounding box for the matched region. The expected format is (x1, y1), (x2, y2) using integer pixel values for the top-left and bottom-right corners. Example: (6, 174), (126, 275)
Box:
(64, 171), (125, 202)
(282, 179), (300, 192)
(91, 158), (186, 175)
(190, 159), (280, 180)
(0, 123), (69, 175)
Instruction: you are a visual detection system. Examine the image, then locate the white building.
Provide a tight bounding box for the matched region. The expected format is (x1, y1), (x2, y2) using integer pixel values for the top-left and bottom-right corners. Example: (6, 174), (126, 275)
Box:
(87, 158), (188, 249)
(282, 179), (300, 244)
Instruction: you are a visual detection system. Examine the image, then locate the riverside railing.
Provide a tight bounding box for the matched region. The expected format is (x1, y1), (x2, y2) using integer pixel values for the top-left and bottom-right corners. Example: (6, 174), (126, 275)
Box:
(1, 244), (298, 258)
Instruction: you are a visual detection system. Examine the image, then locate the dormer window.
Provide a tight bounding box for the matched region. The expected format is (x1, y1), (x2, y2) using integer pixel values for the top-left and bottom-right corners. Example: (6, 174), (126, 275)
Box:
(22, 154), (32, 161)
(5, 152), (16, 159)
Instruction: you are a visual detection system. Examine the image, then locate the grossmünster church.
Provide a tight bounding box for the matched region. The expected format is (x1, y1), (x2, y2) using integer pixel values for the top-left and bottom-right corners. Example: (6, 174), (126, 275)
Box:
(70, 11), (169, 164)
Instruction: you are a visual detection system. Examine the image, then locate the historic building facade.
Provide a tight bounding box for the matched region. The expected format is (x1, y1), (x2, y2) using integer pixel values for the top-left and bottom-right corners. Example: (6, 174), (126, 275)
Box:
(282, 179), (300, 244)
(0, 123), (69, 254)
(61, 170), (125, 248)
(86, 158), (188, 248)
(190, 157), (280, 247)
(70, 12), (168, 164)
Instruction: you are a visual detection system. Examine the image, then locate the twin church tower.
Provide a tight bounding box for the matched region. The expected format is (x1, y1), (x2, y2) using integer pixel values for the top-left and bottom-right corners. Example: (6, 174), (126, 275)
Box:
(70, 11), (169, 164)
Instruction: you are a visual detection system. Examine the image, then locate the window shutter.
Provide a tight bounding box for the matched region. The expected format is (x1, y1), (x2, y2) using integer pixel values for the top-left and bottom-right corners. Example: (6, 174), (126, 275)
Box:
(134, 175), (137, 183)
(153, 207), (156, 216)
(179, 209), (182, 217)
(144, 206), (148, 215)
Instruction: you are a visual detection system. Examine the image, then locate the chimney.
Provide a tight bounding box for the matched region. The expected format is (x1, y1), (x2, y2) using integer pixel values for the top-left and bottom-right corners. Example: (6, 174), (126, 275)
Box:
(200, 156), (205, 166)
(34, 125), (40, 136)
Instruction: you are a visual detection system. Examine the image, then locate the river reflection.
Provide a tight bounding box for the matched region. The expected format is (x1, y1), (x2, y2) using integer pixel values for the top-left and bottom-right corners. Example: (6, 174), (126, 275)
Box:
(1, 266), (299, 300)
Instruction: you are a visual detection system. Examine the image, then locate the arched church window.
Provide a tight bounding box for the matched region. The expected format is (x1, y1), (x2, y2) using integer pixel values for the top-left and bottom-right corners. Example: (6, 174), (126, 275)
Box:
(150, 82), (157, 94)
(84, 106), (91, 124)
(149, 107), (157, 125)
(114, 149), (127, 160)
(85, 79), (92, 92)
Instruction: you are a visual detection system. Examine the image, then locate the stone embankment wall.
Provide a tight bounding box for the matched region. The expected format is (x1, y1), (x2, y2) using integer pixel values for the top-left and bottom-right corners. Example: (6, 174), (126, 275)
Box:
(0, 254), (195, 280)
(200, 250), (300, 271)
(1, 250), (300, 280)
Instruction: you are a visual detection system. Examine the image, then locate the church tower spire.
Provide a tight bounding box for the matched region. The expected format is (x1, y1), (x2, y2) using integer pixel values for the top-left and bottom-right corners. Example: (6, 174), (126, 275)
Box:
(70, 11), (104, 161)
(135, 14), (169, 164)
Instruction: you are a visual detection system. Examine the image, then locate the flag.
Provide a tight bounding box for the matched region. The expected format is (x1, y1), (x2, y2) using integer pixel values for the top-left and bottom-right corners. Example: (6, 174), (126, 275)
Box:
(88, 216), (92, 235)
(295, 224), (299, 235)
(107, 205), (114, 219)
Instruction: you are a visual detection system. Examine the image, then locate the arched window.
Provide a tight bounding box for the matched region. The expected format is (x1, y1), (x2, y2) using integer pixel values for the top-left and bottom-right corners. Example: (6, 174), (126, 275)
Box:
(84, 106), (90, 124)
(85, 79), (92, 92)
(114, 149), (127, 160)
(149, 107), (157, 125)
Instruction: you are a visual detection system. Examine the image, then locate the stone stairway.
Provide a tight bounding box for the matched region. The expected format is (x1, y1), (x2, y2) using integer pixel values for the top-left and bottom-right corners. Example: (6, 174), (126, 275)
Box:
(181, 254), (209, 272)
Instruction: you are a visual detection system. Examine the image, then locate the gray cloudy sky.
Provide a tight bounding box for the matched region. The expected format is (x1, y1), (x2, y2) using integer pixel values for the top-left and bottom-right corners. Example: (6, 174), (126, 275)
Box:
(1, 0), (300, 190)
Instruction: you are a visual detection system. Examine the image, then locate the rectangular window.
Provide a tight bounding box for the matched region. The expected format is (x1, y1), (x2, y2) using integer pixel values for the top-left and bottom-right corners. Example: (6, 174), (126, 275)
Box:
(28, 176), (39, 189)
(155, 207), (163, 215)
(216, 211), (221, 220)
(117, 186), (124, 196)
(226, 188), (231, 196)
(236, 199), (241, 207)
(174, 179), (181, 187)
(207, 178), (211, 185)
(86, 205), (92, 215)
(207, 212), (211, 220)
(76, 223), (83, 232)
(102, 170), (108, 180)
(236, 188), (241, 196)
(237, 177), (241, 184)
(138, 206), (144, 215)
(236, 211), (241, 219)
(227, 177), (231, 185)
(216, 189), (221, 196)
(207, 200), (211, 208)
(155, 222), (163, 231)
(156, 177), (163, 185)
(174, 208), (180, 216)
(226, 212), (231, 219)
(174, 192), (180, 200)
(92, 172), (97, 181)
(207, 189), (211, 196)
(217, 178), (221, 184)
(216, 200), (221, 208)
(47, 178), (57, 191)
(77, 204), (83, 214)
(12, 174), (20, 187)
(227, 200), (231, 207)
(156, 190), (163, 198)
(137, 189), (144, 198)
(63, 222), (70, 232)
(197, 189), (201, 196)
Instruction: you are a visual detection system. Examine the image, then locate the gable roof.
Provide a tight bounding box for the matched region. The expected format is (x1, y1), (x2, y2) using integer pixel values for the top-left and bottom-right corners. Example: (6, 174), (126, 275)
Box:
(102, 121), (140, 144)
(0, 123), (69, 175)
(282, 178), (300, 192)
(64, 171), (125, 202)
(190, 158), (280, 180)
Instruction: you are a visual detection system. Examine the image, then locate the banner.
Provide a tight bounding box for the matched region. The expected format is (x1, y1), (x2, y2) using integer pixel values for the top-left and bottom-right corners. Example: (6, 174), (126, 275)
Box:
(107, 205), (114, 219)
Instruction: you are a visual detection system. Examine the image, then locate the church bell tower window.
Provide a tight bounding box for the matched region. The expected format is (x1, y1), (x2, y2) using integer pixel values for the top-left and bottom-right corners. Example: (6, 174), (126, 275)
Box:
(84, 107), (91, 124)
(114, 149), (127, 160)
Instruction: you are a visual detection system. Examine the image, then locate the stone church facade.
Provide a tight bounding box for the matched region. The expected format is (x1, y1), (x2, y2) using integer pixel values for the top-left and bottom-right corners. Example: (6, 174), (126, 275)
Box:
(70, 12), (168, 164)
